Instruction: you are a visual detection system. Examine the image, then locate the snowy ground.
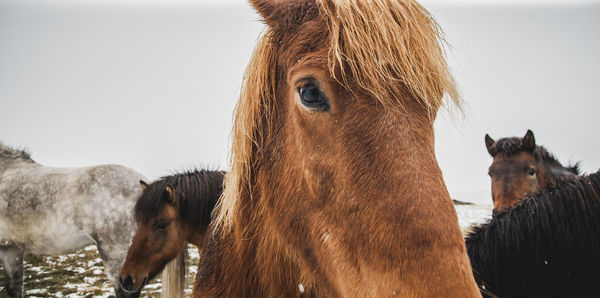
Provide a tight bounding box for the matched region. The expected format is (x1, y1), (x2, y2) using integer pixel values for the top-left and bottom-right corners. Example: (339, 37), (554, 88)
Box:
(456, 203), (493, 234)
(0, 204), (492, 297)
(0, 245), (201, 298)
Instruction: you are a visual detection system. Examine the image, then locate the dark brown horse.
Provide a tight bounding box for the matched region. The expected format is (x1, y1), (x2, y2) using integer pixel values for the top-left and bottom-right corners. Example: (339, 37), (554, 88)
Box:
(466, 171), (600, 298)
(118, 170), (224, 297)
(193, 0), (479, 296)
(485, 129), (579, 211)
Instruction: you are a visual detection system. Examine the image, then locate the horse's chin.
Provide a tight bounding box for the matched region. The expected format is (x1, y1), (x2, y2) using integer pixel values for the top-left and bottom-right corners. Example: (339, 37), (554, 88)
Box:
(117, 276), (147, 298)
(148, 259), (171, 280)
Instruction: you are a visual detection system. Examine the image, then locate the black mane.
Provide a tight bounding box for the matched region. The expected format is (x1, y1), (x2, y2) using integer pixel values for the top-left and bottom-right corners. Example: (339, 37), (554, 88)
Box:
(534, 146), (580, 175)
(466, 171), (600, 297)
(134, 169), (225, 228)
(566, 161), (581, 176)
(0, 142), (33, 162)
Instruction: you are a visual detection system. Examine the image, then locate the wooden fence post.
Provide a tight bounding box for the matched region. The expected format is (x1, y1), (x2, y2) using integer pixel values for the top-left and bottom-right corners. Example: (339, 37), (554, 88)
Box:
(162, 248), (186, 298)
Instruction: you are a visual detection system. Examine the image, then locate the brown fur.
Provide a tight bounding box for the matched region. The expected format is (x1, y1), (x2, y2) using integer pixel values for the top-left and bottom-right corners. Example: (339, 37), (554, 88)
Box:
(196, 0), (479, 297)
(489, 151), (541, 211)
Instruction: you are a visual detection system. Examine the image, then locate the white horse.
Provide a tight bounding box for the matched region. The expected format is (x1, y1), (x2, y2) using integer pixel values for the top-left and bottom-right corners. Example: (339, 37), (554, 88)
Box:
(0, 142), (145, 297)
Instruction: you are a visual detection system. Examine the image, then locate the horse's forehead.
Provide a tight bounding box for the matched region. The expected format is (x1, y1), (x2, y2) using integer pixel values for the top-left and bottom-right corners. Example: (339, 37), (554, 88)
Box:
(277, 20), (328, 68)
(162, 203), (177, 217)
(494, 151), (536, 164)
(492, 153), (536, 173)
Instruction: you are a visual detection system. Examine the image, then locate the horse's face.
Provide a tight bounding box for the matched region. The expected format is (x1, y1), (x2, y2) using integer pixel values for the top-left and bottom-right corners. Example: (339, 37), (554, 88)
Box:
(272, 49), (425, 204)
(118, 187), (187, 296)
(245, 3), (471, 294)
(486, 130), (541, 211)
(489, 151), (541, 210)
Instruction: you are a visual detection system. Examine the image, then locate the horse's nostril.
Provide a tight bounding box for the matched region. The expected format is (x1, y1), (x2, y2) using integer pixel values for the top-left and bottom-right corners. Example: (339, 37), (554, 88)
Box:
(118, 274), (147, 296)
(123, 274), (134, 288)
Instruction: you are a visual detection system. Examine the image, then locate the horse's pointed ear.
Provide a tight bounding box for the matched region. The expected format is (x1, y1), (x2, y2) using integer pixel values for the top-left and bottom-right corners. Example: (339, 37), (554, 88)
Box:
(139, 180), (149, 190)
(164, 185), (176, 205)
(485, 134), (496, 157)
(522, 129), (536, 153)
(249, 0), (317, 28)
(250, 0), (277, 23)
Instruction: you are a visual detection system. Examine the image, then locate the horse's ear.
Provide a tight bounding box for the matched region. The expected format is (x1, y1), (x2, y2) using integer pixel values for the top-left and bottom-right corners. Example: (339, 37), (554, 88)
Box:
(139, 180), (149, 190)
(249, 0), (277, 24)
(164, 185), (176, 205)
(522, 129), (536, 153)
(249, 0), (317, 28)
(485, 134), (496, 157)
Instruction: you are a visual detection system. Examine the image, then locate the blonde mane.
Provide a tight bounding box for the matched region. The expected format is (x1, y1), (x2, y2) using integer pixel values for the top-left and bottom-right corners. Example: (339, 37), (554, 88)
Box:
(214, 31), (277, 231)
(320, 0), (459, 113)
(215, 0), (459, 231)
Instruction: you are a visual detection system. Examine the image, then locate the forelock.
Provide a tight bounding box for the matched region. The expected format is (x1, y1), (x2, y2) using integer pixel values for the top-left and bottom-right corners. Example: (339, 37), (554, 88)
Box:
(493, 137), (528, 157)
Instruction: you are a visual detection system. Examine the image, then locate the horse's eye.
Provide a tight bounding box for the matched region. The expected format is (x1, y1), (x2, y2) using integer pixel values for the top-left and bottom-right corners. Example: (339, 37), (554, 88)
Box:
(488, 171), (492, 177)
(297, 83), (330, 111)
(155, 220), (170, 231)
(528, 168), (536, 176)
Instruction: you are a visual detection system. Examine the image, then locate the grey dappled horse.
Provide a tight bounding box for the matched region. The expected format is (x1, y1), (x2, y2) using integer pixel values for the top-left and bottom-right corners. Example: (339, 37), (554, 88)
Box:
(0, 142), (144, 297)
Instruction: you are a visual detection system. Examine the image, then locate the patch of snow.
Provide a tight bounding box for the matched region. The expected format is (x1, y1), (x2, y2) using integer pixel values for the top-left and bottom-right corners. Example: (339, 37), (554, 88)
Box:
(145, 282), (162, 289)
(27, 288), (48, 294)
(455, 204), (493, 231)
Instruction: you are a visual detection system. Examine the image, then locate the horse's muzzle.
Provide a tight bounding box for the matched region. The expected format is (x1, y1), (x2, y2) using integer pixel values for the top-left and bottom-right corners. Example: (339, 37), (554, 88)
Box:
(117, 275), (147, 298)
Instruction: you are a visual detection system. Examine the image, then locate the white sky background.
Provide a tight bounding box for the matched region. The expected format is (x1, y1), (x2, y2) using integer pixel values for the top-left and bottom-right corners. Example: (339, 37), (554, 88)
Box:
(12, 0), (600, 4)
(1, 0), (599, 204)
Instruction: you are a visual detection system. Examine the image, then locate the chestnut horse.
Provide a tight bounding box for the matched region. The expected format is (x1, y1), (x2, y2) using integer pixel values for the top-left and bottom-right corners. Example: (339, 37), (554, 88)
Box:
(193, 0), (479, 296)
(485, 130), (580, 211)
(466, 171), (600, 297)
(118, 170), (224, 296)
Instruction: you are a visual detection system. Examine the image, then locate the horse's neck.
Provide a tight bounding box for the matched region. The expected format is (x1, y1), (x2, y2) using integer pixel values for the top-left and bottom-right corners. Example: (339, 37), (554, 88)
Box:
(195, 213), (306, 297)
(0, 159), (36, 174)
(187, 226), (208, 248)
(548, 163), (576, 178)
(539, 161), (575, 188)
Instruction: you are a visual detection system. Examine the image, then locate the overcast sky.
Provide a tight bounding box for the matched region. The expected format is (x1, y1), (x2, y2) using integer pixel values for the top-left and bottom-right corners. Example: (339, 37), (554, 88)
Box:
(1, 0), (599, 205)
(9, 0), (600, 4)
